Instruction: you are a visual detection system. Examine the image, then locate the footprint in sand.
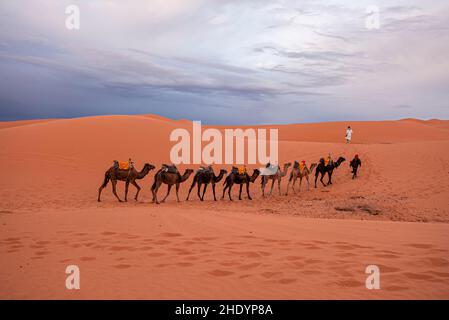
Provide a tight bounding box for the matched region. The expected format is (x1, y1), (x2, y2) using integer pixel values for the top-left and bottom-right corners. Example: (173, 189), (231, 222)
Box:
(153, 240), (171, 245)
(209, 270), (234, 277)
(79, 257), (96, 262)
(428, 271), (449, 278)
(261, 271), (283, 279)
(278, 278), (297, 284)
(375, 253), (401, 259)
(160, 232), (183, 237)
(176, 262), (193, 267)
(334, 279), (361, 288)
(113, 264), (132, 269)
(425, 257), (449, 267)
(148, 252), (165, 257)
(238, 263), (261, 270)
(102, 231), (116, 236)
(402, 272), (436, 280)
(333, 244), (357, 250)
(304, 258), (322, 264)
(109, 246), (135, 252)
(285, 255), (304, 261)
(376, 265), (401, 273)
(35, 251), (50, 256)
(383, 285), (409, 291)
(405, 243), (434, 249)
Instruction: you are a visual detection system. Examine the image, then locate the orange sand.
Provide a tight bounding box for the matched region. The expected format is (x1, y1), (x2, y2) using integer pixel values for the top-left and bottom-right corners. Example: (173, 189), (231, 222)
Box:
(0, 115), (448, 299)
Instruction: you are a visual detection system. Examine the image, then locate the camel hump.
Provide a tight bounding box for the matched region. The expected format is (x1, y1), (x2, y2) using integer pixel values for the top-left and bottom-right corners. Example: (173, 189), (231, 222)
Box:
(198, 165), (213, 173)
(162, 164), (178, 173)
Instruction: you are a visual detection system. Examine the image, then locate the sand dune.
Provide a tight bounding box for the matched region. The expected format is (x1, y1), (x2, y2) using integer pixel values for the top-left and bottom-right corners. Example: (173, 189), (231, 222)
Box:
(0, 115), (448, 299)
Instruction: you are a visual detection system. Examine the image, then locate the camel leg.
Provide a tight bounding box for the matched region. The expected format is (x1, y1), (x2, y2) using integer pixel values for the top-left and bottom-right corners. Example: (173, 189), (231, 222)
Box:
(298, 176), (302, 192)
(161, 184), (172, 203)
(292, 176), (298, 194)
(111, 179), (123, 202)
(152, 180), (163, 204)
(246, 182), (252, 200)
(124, 181), (130, 202)
(132, 180), (141, 201)
(212, 183), (217, 201)
(286, 176), (291, 196)
(278, 178), (282, 195)
(197, 182), (202, 200)
(314, 172), (319, 188)
(176, 183), (180, 202)
(98, 174), (110, 202)
(261, 177), (266, 197)
(222, 183), (228, 200)
(186, 178), (197, 201)
(228, 182), (233, 201)
(269, 178), (275, 196)
(327, 171), (333, 185)
(98, 186), (104, 202)
(239, 184), (243, 200)
(201, 184), (208, 201)
(320, 172), (326, 187)
(305, 175), (310, 191)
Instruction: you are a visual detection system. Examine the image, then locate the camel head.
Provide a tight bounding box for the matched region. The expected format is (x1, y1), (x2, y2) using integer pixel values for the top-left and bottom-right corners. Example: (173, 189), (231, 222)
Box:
(309, 163), (317, 171)
(144, 163), (156, 171)
(214, 169), (228, 182)
(335, 157), (346, 167)
(281, 162), (292, 176)
(250, 169), (261, 182)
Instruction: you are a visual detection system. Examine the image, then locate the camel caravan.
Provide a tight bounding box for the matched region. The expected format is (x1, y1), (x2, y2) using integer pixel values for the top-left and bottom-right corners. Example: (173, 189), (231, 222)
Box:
(97, 154), (361, 203)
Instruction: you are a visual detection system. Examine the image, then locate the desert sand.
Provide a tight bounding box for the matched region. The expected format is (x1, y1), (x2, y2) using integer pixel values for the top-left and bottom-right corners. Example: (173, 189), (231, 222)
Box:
(0, 115), (448, 299)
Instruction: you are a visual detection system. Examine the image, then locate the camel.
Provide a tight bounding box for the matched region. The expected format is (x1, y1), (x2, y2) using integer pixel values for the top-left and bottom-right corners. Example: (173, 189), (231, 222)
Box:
(260, 162), (291, 197)
(98, 163), (155, 202)
(221, 168), (260, 201)
(314, 157), (346, 188)
(186, 166), (227, 201)
(285, 161), (317, 195)
(151, 165), (194, 204)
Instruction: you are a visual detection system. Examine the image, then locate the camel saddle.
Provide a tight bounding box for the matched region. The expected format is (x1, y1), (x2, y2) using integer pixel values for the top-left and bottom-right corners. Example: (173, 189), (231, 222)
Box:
(293, 161), (300, 169)
(260, 164), (278, 176)
(231, 166), (247, 175)
(113, 160), (133, 171)
(198, 165), (213, 174)
(162, 164), (178, 174)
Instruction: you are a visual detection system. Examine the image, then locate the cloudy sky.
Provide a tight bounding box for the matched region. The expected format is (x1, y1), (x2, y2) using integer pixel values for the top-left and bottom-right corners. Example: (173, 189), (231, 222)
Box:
(0, 0), (448, 124)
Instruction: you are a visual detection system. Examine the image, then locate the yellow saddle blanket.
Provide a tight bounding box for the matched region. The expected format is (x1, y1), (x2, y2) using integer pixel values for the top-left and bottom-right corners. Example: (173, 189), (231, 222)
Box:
(299, 163), (306, 172)
(118, 161), (130, 170)
(324, 158), (330, 166)
(238, 166), (246, 174)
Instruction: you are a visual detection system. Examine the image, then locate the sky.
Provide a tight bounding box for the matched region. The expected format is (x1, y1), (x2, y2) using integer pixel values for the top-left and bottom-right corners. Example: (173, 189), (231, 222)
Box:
(0, 0), (448, 124)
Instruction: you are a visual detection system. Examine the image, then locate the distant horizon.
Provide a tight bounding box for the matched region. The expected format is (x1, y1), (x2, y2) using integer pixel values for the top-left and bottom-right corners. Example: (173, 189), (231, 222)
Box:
(0, 112), (447, 126)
